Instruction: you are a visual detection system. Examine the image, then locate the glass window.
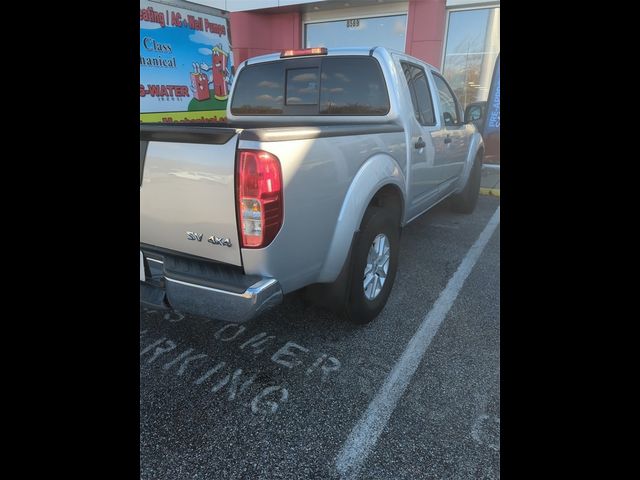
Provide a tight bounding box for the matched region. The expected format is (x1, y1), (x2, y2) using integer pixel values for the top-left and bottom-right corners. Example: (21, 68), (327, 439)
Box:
(433, 73), (460, 126)
(402, 63), (421, 123)
(412, 71), (435, 126)
(230, 62), (284, 114)
(286, 68), (319, 105)
(401, 62), (435, 126)
(442, 7), (500, 110)
(305, 14), (407, 52)
(231, 56), (389, 116)
(320, 58), (389, 115)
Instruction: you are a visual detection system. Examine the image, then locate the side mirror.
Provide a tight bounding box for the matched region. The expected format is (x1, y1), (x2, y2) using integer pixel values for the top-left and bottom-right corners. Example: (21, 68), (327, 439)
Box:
(443, 111), (455, 126)
(465, 102), (486, 124)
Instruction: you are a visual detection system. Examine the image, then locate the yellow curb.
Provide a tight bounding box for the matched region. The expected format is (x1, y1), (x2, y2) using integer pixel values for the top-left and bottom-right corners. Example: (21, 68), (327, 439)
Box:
(480, 187), (500, 197)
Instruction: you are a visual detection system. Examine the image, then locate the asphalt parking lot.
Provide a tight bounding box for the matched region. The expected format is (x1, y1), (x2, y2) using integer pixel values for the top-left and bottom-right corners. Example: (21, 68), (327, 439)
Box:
(140, 195), (500, 480)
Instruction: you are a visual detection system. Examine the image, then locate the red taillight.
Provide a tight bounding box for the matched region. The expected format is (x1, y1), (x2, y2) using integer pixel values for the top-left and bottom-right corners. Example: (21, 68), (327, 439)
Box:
(236, 150), (283, 248)
(280, 47), (327, 58)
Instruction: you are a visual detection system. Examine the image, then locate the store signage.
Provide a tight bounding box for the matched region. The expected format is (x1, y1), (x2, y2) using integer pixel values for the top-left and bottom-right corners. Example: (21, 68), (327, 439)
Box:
(140, 0), (234, 123)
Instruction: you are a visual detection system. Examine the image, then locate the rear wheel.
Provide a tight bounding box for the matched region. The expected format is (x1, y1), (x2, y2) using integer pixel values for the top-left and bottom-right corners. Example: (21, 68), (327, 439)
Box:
(341, 204), (400, 324)
(450, 154), (482, 214)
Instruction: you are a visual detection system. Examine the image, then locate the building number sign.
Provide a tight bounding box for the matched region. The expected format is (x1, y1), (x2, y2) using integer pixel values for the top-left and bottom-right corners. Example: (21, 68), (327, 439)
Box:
(346, 19), (360, 28)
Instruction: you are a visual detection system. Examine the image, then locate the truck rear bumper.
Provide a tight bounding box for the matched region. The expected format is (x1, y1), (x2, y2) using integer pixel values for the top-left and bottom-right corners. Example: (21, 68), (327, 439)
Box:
(140, 249), (283, 323)
(165, 276), (282, 323)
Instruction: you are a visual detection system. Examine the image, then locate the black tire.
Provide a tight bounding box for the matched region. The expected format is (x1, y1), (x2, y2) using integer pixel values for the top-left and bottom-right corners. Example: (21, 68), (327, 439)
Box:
(450, 154), (482, 214)
(341, 205), (400, 324)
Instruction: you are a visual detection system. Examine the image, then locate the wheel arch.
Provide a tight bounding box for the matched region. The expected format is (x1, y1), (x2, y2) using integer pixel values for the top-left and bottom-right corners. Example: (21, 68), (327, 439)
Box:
(315, 153), (405, 283)
(368, 184), (404, 225)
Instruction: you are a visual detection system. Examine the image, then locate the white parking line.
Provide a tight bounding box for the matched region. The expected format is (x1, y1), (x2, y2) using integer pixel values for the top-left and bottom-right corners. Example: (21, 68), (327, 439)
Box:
(335, 206), (500, 479)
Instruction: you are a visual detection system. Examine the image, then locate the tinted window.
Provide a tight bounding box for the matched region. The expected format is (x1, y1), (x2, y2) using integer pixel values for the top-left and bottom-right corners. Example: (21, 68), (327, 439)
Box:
(402, 63), (421, 123)
(433, 73), (460, 126)
(230, 62), (284, 114)
(413, 71), (435, 125)
(231, 56), (389, 115)
(401, 62), (435, 126)
(320, 58), (389, 114)
(286, 68), (319, 105)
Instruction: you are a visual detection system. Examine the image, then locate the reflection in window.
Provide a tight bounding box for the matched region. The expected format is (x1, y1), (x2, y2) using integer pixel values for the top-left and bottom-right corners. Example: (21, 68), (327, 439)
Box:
(402, 62), (435, 126)
(442, 7), (500, 110)
(433, 74), (459, 126)
(286, 68), (319, 105)
(320, 58), (389, 114)
(231, 57), (389, 115)
(230, 62), (284, 114)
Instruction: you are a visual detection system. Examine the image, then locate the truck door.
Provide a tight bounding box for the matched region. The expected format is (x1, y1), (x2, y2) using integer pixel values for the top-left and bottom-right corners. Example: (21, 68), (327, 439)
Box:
(430, 72), (467, 186)
(400, 61), (441, 218)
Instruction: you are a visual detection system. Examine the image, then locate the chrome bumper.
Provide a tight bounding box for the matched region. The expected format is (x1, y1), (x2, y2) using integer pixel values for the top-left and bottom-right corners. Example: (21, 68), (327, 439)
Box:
(163, 275), (283, 323)
(140, 252), (283, 323)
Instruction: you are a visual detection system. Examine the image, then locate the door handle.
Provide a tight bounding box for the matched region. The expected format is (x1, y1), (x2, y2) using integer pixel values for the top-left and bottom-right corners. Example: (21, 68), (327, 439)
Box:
(415, 137), (426, 149)
(444, 135), (452, 144)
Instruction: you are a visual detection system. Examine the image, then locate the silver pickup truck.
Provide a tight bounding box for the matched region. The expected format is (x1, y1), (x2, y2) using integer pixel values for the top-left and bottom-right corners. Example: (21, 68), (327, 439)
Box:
(140, 46), (484, 325)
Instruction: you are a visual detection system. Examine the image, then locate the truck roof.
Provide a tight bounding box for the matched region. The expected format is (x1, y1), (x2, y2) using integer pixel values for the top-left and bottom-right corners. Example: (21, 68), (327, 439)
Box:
(241, 46), (439, 73)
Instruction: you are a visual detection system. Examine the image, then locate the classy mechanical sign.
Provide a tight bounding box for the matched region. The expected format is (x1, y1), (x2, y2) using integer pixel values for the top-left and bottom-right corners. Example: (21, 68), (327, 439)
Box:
(140, 0), (234, 123)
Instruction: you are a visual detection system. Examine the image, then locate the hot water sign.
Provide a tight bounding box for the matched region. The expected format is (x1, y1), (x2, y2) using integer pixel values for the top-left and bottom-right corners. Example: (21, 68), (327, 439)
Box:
(140, 0), (234, 123)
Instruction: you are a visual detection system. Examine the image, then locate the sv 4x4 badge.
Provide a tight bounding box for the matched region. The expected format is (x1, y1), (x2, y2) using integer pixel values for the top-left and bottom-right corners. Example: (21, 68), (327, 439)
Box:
(186, 231), (232, 247)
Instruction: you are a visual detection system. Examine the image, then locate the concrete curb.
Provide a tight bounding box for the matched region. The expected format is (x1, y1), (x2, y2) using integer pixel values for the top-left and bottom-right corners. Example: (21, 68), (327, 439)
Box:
(480, 164), (499, 197)
(480, 187), (500, 197)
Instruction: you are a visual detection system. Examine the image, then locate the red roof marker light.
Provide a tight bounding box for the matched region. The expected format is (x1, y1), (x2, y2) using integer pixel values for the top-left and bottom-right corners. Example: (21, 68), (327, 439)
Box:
(281, 47), (327, 58)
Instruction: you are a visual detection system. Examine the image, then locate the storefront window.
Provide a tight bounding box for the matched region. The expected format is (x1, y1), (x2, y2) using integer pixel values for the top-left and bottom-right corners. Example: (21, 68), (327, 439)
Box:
(305, 14), (407, 52)
(442, 7), (500, 110)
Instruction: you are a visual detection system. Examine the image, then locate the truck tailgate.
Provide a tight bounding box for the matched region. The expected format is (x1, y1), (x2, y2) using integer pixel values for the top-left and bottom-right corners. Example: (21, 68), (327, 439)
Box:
(140, 126), (242, 266)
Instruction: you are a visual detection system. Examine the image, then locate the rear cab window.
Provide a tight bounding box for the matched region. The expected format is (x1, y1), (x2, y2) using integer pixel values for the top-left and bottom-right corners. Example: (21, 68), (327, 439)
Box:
(231, 56), (390, 116)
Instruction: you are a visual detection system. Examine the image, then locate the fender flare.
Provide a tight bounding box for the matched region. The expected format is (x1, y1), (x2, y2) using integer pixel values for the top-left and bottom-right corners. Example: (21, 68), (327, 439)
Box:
(455, 131), (484, 193)
(316, 153), (405, 283)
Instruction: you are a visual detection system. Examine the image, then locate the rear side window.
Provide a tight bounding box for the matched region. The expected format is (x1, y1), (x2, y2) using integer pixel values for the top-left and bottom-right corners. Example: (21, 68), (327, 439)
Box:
(231, 56), (389, 115)
(401, 62), (435, 126)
